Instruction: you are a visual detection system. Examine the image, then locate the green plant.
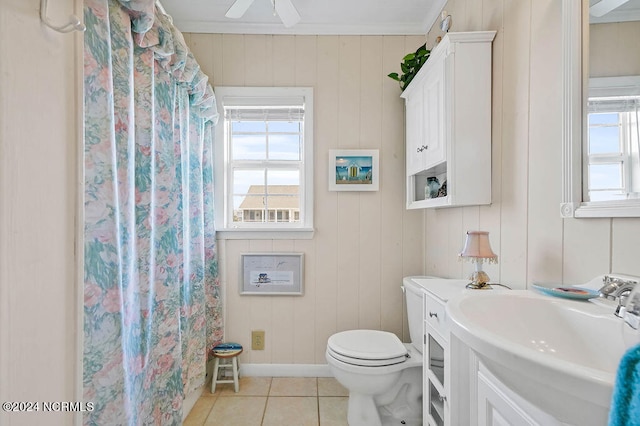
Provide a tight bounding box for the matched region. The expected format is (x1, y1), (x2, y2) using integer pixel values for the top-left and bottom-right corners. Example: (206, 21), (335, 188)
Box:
(387, 43), (430, 91)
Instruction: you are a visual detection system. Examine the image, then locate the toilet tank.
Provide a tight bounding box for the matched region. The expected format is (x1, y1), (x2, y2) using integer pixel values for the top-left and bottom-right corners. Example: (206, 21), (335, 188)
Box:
(403, 277), (426, 353)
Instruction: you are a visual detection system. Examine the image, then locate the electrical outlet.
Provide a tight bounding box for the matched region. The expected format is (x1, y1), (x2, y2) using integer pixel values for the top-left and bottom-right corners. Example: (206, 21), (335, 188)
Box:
(252, 330), (265, 350)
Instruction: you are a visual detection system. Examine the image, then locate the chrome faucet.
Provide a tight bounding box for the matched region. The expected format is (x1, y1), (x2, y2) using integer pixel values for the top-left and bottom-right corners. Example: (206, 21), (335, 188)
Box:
(598, 275), (639, 318)
(599, 275), (638, 299)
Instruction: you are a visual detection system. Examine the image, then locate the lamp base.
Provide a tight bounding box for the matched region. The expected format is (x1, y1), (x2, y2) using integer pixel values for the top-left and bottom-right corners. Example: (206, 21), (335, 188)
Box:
(466, 270), (491, 290)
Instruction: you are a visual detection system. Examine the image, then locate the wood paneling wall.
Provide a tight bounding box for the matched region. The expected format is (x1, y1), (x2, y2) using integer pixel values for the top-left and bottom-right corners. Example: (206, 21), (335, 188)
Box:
(423, 0), (640, 288)
(590, 21), (640, 78)
(0, 0), (80, 424)
(184, 34), (426, 364)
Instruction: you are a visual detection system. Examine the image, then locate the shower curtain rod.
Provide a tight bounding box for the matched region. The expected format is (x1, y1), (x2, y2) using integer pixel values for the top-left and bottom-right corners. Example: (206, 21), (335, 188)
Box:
(40, 0), (85, 33)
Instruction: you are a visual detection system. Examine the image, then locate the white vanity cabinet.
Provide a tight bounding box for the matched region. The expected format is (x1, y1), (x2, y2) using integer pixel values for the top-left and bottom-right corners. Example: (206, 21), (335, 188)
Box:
(424, 293), (449, 426)
(476, 361), (561, 426)
(401, 31), (496, 209)
(408, 278), (469, 426)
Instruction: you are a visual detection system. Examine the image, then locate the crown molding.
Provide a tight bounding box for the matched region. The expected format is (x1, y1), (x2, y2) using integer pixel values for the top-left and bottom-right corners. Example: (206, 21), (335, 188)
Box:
(171, 20), (429, 35)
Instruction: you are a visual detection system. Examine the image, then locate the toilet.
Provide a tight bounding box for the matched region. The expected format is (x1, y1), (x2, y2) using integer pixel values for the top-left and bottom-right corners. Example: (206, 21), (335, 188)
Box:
(326, 278), (426, 426)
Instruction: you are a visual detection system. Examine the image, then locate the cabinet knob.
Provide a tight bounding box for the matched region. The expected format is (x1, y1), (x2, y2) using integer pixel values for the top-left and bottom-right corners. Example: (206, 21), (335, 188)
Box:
(439, 394), (447, 402)
(429, 312), (438, 318)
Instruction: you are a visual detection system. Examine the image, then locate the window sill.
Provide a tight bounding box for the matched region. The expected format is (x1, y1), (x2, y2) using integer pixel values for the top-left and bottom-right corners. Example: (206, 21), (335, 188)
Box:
(216, 228), (315, 240)
(574, 199), (640, 218)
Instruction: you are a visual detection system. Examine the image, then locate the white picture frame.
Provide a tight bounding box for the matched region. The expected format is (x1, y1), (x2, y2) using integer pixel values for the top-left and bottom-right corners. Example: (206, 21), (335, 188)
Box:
(240, 253), (304, 295)
(329, 149), (380, 191)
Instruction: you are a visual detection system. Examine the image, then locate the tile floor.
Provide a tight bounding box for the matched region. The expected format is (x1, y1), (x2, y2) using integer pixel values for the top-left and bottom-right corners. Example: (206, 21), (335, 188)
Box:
(183, 377), (349, 426)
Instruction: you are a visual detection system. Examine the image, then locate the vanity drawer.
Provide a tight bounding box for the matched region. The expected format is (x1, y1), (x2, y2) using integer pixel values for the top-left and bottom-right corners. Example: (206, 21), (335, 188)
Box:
(424, 294), (448, 338)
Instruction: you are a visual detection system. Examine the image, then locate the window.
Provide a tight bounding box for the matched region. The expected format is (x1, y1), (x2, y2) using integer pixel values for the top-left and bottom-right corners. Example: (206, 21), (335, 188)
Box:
(586, 95), (640, 201)
(214, 87), (313, 238)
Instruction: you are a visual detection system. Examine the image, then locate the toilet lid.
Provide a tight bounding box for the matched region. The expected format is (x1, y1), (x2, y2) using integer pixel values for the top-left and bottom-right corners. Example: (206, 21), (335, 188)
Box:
(327, 346), (408, 366)
(327, 330), (407, 362)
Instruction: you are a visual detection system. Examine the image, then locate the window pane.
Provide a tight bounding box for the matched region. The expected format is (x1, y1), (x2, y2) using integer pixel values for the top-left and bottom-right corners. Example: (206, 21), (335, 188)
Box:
(267, 170), (300, 187)
(233, 169), (265, 195)
(234, 195), (265, 223)
(269, 134), (301, 160)
(589, 125), (621, 154)
(232, 121), (266, 132)
(265, 199), (298, 223)
(589, 113), (618, 126)
(232, 135), (266, 160)
(588, 113), (621, 154)
(266, 170), (299, 223)
(589, 163), (622, 190)
(268, 121), (300, 132)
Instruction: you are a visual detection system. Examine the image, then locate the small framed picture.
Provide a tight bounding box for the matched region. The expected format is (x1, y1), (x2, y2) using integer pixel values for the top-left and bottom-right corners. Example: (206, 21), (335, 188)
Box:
(329, 149), (380, 191)
(240, 253), (304, 295)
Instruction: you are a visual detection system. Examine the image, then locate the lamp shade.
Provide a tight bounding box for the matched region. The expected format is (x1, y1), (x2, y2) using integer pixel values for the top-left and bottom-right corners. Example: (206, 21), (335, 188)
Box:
(459, 231), (497, 261)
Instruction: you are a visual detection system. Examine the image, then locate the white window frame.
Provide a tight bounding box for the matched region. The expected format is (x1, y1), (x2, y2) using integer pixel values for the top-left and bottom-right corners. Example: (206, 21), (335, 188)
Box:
(214, 87), (314, 239)
(585, 77), (640, 203)
(586, 109), (629, 199)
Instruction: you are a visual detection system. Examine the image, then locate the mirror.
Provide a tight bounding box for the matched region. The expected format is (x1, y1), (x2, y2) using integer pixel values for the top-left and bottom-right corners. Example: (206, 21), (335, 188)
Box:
(561, 0), (640, 217)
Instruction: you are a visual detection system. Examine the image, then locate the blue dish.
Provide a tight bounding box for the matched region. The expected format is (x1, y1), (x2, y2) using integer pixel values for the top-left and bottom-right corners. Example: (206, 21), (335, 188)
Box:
(532, 284), (600, 300)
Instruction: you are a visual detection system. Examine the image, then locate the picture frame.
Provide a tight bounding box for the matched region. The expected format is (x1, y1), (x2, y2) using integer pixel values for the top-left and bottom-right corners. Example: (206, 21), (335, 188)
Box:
(240, 253), (304, 296)
(329, 149), (380, 191)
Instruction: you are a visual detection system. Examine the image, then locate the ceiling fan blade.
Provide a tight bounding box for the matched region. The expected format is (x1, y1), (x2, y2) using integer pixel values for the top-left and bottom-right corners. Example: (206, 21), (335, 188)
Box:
(274, 0), (301, 28)
(225, 0), (255, 19)
(590, 0), (629, 17)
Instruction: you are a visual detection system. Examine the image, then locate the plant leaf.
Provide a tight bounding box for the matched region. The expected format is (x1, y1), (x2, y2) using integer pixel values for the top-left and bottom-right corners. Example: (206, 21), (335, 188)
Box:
(389, 42), (432, 92)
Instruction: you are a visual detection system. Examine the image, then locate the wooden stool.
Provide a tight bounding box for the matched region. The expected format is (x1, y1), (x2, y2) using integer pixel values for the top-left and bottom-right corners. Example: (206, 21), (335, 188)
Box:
(211, 343), (243, 393)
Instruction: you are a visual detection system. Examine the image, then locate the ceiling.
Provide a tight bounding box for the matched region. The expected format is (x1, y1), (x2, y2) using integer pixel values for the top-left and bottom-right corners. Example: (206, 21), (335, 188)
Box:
(160, 0), (447, 35)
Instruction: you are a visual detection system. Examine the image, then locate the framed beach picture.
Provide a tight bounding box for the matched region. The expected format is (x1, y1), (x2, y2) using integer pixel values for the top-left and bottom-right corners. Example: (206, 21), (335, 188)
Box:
(240, 253), (304, 295)
(329, 149), (380, 191)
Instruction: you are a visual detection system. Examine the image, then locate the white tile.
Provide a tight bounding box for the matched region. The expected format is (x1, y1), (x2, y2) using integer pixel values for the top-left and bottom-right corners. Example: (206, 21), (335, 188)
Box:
(262, 397), (319, 426)
(270, 377), (317, 397)
(319, 397), (349, 426)
(204, 396), (267, 426)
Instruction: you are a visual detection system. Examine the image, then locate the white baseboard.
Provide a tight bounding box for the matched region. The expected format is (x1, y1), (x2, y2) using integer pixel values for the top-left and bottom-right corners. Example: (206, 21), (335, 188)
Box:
(241, 363), (332, 377)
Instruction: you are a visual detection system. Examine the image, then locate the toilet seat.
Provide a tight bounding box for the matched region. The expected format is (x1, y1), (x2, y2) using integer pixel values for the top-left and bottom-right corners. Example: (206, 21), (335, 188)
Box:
(327, 330), (408, 367)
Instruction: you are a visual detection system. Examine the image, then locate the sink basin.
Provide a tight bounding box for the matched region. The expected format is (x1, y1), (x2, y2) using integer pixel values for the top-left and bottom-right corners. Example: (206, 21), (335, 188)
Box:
(447, 290), (633, 425)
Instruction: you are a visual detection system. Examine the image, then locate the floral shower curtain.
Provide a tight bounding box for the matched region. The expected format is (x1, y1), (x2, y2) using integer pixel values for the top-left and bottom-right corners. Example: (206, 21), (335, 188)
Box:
(83, 0), (223, 423)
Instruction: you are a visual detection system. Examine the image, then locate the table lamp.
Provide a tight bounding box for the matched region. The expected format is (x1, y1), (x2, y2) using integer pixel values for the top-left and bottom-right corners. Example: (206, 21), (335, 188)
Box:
(459, 231), (498, 289)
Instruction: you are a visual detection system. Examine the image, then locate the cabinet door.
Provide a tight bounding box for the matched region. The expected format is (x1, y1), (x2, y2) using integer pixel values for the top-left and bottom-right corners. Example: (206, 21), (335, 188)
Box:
(426, 333), (447, 426)
(425, 293), (449, 425)
(422, 60), (446, 171)
(406, 90), (425, 176)
(477, 368), (538, 426)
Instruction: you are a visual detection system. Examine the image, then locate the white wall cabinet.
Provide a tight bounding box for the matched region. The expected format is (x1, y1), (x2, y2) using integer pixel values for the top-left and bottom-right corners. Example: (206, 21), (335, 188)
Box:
(401, 31), (496, 209)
